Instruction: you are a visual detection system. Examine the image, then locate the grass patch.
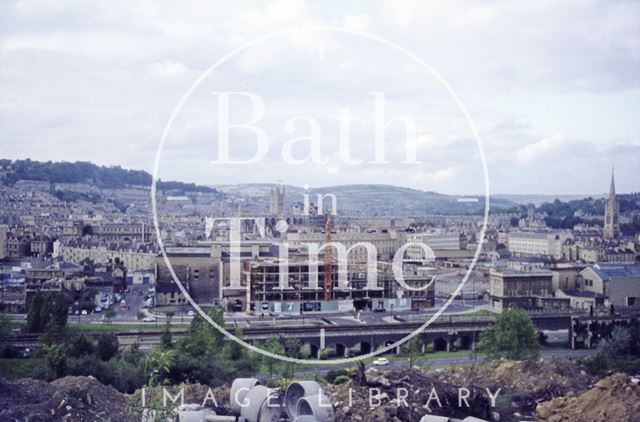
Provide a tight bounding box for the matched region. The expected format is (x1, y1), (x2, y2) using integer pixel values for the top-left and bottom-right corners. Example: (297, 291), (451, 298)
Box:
(425, 350), (473, 359)
(365, 349), (472, 363)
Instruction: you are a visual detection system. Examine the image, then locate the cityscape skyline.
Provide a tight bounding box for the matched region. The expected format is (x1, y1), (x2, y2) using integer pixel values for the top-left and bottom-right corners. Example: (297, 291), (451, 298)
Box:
(0, 156), (637, 197)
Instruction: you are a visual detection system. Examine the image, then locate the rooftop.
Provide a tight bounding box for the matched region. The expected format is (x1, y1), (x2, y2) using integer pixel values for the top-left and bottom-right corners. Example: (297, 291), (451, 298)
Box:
(590, 263), (640, 280)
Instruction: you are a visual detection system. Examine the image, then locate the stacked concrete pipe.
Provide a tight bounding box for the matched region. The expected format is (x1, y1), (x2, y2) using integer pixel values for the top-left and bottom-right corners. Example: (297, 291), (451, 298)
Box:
(292, 416), (322, 422)
(283, 381), (322, 419)
(239, 385), (283, 422)
(296, 394), (335, 422)
(230, 378), (261, 416)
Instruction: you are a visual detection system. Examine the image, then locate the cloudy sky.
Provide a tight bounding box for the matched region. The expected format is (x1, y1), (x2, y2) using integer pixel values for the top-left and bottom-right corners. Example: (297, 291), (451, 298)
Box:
(0, 0), (639, 195)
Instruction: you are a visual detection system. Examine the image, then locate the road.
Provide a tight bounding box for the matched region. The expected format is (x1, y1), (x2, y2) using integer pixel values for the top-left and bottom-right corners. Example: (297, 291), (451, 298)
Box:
(288, 348), (598, 378)
(8, 294), (493, 327)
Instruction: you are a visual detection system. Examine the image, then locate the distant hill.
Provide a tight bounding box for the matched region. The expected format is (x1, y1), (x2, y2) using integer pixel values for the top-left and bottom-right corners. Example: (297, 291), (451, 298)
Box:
(0, 159), (215, 193)
(494, 194), (606, 206)
(215, 183), (516, 215)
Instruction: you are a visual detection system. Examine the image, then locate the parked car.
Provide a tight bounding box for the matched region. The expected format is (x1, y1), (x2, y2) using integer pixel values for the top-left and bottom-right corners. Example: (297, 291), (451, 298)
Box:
(373, 357), (390, 366)
(187, 310), (195, 317)
(142, 316), (156, 322)
(94, 307), (102, 313)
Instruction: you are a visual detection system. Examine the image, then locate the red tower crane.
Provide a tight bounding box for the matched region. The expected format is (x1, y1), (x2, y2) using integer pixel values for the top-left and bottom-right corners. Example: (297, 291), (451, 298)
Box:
(323, 213), (333, 301)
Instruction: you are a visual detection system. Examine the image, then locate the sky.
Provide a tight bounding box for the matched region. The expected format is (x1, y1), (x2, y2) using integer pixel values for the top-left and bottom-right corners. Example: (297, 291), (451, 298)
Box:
(0, 0), (639, 195)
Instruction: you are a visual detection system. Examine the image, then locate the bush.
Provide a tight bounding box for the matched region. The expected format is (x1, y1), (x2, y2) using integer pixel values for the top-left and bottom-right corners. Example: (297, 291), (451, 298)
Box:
(333, 375), (351, 385)
(326, 368), (350, 384)
(104, 359), (146, 393)
(581, 326), (640, 375)
(67, 355), (107, 379)
(67, 334), (95, 358)
(97, 333), (119, 361)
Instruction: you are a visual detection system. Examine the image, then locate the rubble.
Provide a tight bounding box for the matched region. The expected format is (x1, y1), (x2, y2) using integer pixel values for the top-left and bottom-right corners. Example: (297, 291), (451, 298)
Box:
(0, 375), (129, 421)
(430, 358), (594, 420)
(434, 358), (592, 393)
(536, 373), (640, 422)
(0, 359), (636, 422)
(329, 367), (493, 422)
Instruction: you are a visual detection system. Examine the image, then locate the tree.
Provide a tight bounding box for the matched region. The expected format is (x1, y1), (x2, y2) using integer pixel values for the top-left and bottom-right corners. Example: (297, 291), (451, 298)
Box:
(583, 326), (640, 375)
(262, 336), (283, 381)
(160, 312), (174, 350)
(123, 342), (143, 366)
(0, 312), (14, 357)
(82, 224), (94, 236)
(283, 337), (302, 377)
(103, 308), (116, 324)
(223, 328), (245, 361)
(403, 336), (423, 367)
(479, 308), (540, 360)
(80, 258), (95, 276)
(142, 349), (174, 385)
(27, 291), (68, 333)
(26, 293), (44, 333)
(600, 326), (631, 358)
(67, 334), (95, 357)
(180, 306), (225, 356)
(97, 332), (120, 361)
(42, 343), (68, 378)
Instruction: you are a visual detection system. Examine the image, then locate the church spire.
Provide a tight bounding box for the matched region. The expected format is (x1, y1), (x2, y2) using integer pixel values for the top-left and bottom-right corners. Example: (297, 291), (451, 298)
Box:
(609, 166), (616, 199)
(604, 166), (620, 240)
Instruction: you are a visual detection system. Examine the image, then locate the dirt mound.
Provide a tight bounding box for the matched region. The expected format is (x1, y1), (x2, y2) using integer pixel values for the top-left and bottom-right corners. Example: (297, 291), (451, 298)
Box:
(328, 366), (492, 422)
(0, 377), (56, 412)
(536, 374), (640, 422)
(0, 375), (129, 421)
(437, 358), (592, 393)
(426, 357), (594, 421)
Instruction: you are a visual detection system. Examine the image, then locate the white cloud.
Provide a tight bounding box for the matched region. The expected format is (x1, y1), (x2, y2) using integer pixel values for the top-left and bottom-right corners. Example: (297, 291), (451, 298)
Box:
(150, 60), (187, 78)
(514, 133), (566, 163)
(0, 0), (638, 194)
(343, 14), (373, 32)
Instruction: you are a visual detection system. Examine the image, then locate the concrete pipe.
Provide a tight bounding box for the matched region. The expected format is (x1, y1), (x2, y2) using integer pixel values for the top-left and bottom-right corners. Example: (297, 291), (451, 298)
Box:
(239, 385), (283, 422)
(177, 408), (217, 422)
(419, 416), (451, 422)
(283, 381), (321, 419)
(292, 416), (320, 422)
(230, 378), (261, 415)
(296, 394), (335, 422)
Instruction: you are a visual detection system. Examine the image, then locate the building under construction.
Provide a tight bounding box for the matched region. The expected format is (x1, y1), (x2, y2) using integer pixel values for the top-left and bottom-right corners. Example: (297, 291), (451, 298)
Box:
(243, 256), (435, 314)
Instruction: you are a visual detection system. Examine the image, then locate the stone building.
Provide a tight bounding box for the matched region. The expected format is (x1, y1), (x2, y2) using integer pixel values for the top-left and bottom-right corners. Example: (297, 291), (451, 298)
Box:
(489, 269), (567, 312)
(579, 263), (640, 307)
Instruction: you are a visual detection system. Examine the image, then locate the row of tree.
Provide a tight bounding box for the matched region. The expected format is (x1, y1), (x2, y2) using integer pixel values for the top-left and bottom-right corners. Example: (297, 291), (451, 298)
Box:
(0, 158), (216, 193)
